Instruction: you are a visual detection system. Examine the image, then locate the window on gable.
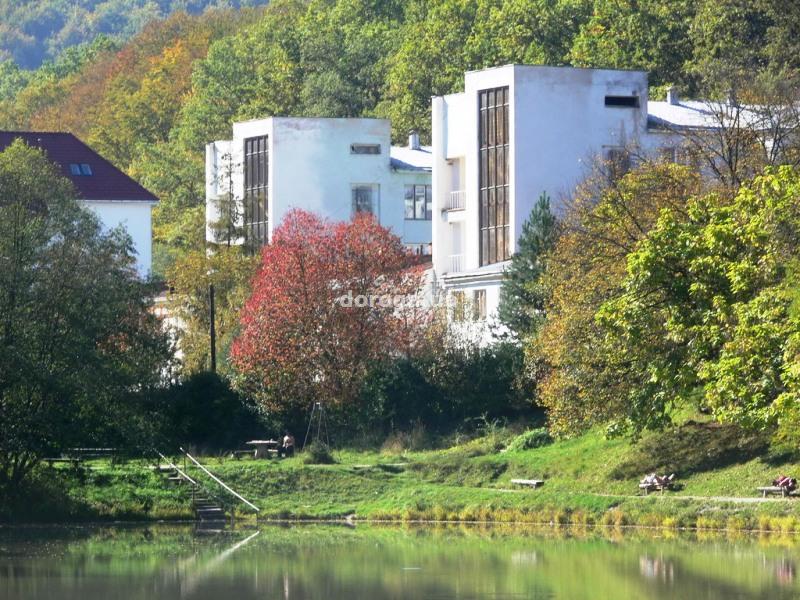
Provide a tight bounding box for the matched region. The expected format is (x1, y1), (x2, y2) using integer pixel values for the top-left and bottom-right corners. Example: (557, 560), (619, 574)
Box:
(69, 163), (81, 175)
(351, 143), (381, 155)
(605, 95), (639, 108)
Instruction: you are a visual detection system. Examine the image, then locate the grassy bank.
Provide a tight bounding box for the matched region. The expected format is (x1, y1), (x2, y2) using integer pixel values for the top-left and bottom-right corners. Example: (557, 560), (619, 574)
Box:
(4, 420), (800, 532)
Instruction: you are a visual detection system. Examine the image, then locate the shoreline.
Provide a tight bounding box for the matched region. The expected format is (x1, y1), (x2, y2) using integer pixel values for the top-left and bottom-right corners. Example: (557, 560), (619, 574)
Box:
(5, 495), (800, 534)
(4, 513), (800, 540)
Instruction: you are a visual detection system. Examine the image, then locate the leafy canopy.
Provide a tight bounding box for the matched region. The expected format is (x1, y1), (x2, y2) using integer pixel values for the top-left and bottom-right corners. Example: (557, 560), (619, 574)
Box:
(0, 140), (172, 488)
(598, 166), (800, 438)
(231, 209), (428, 414)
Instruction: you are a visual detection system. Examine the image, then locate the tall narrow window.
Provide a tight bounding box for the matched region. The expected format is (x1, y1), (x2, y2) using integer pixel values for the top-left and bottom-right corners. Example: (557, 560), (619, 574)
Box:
(352, 184), (379, 216)
(479, 86), (510, 266)
(472, 289), (487, 321)
(451, 291), (467, 323)
(243, 135), (269, 249)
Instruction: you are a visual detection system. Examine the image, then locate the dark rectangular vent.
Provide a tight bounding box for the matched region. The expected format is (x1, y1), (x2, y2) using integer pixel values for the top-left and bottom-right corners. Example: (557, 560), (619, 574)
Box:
(605, 95), (639, 108)
(351, 143), (381, 155)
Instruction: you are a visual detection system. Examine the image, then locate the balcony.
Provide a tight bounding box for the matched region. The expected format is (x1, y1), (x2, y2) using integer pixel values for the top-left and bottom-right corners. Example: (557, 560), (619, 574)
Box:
(448, 254), (463, 273)
(444, 190), (465, 211)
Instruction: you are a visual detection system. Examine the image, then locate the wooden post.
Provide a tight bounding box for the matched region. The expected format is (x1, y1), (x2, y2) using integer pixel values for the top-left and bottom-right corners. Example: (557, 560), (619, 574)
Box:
(209, 283), (217, 373)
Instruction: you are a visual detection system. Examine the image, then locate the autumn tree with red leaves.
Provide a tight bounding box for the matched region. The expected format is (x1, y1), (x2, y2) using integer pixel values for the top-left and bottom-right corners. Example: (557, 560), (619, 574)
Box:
(231, 209), (428, 414)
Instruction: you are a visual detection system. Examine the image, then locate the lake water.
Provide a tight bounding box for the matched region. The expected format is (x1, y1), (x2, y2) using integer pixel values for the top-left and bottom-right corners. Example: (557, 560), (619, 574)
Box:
(1, 523), (799, 599)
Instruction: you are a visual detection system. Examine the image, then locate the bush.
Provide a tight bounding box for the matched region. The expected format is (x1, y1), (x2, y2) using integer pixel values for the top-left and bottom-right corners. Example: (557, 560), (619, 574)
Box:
(380, 422), (429, 454)
(303, 442), (336, 465)
(358, 341), (536, 438)
(154, 371), (264, 451)
(504, 428), (553, 452)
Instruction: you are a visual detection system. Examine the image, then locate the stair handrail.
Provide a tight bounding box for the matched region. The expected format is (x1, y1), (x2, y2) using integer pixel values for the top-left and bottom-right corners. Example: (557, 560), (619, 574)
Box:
(156, 450), (198, 486)
(179, 447), (260, 513)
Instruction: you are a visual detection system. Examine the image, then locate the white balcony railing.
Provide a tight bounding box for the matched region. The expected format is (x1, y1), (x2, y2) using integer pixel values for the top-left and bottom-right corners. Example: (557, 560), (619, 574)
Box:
(445, 190), (466, 211)
(448, 254), (463, 273)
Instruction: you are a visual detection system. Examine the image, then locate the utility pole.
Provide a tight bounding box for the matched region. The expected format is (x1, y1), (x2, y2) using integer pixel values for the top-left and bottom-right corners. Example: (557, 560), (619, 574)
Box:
(209, 283), (217, 373)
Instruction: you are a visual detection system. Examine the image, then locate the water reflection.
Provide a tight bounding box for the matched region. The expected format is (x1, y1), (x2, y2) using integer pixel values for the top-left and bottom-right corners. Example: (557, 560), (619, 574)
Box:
(1, 524), (800, 600)
(639, 554), (675, 584)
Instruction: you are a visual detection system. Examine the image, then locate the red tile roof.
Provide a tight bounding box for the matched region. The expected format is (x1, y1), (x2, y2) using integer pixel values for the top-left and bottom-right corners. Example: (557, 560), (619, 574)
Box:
(0, 131), (158, 202)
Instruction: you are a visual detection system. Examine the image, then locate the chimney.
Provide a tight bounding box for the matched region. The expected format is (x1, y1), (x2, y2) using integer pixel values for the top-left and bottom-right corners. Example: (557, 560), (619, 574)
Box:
(666, 86), (679, 105)
(408, 130), (420, 151)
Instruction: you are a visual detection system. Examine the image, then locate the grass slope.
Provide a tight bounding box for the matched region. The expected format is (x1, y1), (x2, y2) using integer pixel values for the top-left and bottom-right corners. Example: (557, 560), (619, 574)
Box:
(4, 420), (800, 531)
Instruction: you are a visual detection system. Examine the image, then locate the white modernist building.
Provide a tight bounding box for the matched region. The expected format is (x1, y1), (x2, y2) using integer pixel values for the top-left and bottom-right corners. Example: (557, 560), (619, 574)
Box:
(205, 117), (432, 253)
(431, 64), (709, 338)
(0, 131), (157, 276)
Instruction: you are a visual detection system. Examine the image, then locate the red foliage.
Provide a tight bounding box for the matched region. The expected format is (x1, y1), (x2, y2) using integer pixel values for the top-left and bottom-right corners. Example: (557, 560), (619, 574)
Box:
(231, 209), (429, 411)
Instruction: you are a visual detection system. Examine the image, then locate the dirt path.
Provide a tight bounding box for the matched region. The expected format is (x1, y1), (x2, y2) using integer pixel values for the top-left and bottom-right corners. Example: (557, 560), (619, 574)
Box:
(590, 492), (791, 504)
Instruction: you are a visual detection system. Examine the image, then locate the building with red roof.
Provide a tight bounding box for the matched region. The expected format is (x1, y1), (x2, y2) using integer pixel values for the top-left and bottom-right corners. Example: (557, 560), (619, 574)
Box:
(0, 131), (158, 275)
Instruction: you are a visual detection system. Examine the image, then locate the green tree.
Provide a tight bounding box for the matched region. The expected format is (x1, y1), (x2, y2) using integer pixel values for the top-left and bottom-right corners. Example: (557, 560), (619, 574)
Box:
(167, 245), (257, 375)
(570, 0), (696, 90)
(376, 0), (480, 140)
(466, 0), (590, 68)
(597, 166), (800, 437)
(0, 140), (172, 489)
(497, 192), (559, 339)
(530, 162), (701, 436)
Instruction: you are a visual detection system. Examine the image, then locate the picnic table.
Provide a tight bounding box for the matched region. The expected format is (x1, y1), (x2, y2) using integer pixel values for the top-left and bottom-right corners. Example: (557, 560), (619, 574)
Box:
(246, 439), (280, 459)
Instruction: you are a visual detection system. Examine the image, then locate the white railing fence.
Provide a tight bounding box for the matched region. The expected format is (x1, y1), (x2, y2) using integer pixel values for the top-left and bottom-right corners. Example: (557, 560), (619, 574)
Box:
(445, 190), (466, 211)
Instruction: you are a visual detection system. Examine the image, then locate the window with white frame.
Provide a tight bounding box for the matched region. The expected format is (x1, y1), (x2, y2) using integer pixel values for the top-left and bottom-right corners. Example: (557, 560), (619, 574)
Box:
(404, 184), (432, 220)
(352, 184), (379, 216)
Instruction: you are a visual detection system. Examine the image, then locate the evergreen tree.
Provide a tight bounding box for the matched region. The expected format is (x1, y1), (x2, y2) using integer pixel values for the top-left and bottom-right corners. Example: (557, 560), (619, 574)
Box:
(497, 192), (558, 339)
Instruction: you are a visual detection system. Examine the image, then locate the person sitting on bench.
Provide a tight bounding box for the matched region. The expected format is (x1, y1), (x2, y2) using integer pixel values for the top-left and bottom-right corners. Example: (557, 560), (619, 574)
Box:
(773, 475), (797, 491)
(278, 432), (295, 458)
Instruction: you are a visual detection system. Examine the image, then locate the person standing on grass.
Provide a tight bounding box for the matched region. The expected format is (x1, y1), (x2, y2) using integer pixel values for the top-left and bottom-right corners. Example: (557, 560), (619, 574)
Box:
(278, 432), (295, 458)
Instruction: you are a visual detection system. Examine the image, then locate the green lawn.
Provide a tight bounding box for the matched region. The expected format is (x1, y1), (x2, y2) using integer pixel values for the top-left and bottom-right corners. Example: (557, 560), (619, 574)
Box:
(5, 420), (800, 531)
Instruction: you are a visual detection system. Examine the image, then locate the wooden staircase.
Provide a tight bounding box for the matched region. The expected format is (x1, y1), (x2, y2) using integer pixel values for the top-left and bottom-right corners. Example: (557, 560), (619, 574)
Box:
(155, 449), (259, 522)
(156, 452), (228, 522)
(191, 494), (226, 522)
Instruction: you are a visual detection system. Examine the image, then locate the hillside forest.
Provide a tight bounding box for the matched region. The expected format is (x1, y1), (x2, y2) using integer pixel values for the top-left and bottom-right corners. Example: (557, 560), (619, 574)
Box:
(2, 0), (800, 450)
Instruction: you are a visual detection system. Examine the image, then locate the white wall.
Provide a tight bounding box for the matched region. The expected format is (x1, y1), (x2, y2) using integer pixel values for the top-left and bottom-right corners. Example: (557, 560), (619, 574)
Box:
(206, 117), (432, 246)
(432, 65), (651, 343)
(84, 200), (154, 277)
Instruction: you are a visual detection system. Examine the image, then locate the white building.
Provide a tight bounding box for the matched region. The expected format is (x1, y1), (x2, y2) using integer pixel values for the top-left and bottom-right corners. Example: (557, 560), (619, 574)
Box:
(205, 117), (432, 253)
(0, 131), (157, 276)
(431, 65), (668, 338)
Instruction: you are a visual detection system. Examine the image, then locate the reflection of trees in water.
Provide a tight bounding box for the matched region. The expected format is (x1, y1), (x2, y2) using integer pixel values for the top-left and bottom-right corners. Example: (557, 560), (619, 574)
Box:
(5, 526), (800, 600)
(630, 550), (800, 600)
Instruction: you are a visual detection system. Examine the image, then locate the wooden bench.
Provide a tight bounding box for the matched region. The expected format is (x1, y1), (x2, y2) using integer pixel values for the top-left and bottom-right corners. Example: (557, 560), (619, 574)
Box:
(68, 447), (115, 460)
(511, 479), (544, 489)
(43, 457), (82, 468)
(639, 480), (677, 494)
(757, 486), (794, 498)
